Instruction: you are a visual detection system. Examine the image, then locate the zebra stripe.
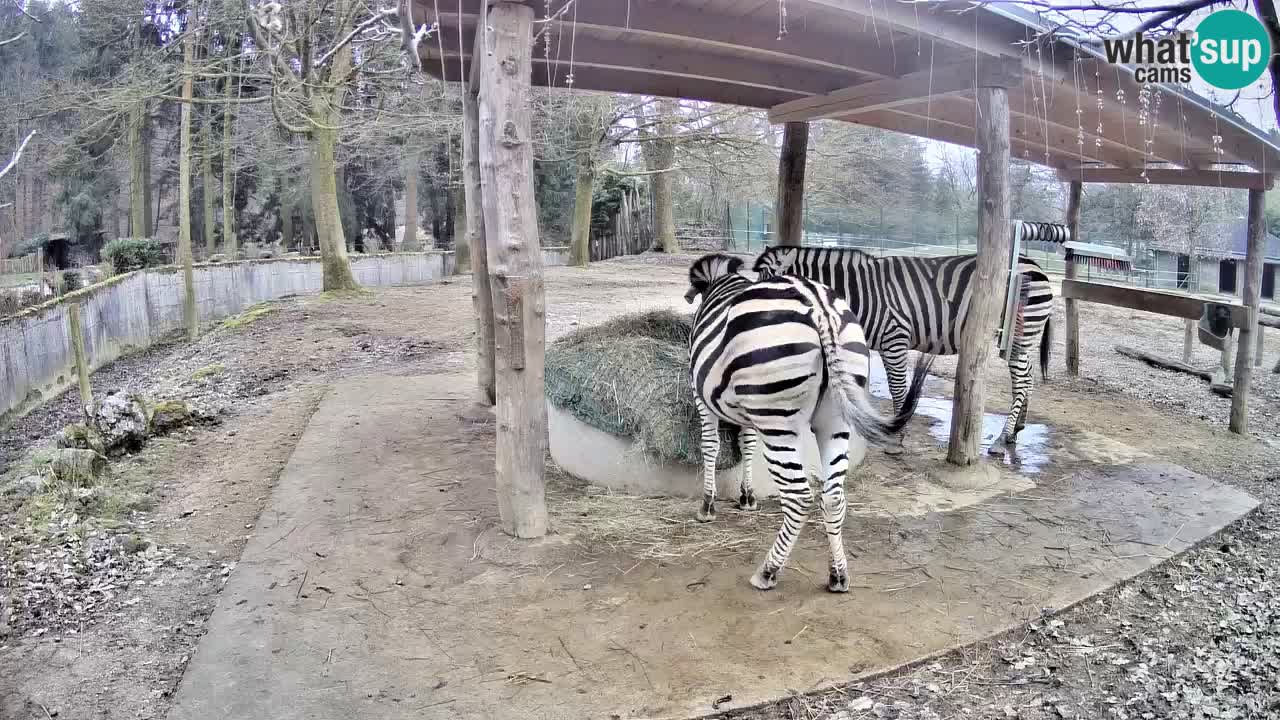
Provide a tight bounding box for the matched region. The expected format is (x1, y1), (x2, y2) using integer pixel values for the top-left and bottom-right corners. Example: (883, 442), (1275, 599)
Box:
(754, 246), (1054, 447)
(684, 253), (933, 593)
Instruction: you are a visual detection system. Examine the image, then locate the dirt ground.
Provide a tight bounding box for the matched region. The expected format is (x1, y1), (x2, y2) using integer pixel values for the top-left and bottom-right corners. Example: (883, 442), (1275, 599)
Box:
(2, 254), (1279, 720)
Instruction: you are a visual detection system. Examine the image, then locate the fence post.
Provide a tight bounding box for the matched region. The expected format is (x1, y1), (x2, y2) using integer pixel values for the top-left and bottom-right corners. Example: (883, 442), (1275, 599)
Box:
(68, 303), (94, 412)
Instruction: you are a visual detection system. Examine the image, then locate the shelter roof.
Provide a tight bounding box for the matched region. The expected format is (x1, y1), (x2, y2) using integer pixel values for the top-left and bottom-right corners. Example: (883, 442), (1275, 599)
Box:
(414, 0), (1280, 180)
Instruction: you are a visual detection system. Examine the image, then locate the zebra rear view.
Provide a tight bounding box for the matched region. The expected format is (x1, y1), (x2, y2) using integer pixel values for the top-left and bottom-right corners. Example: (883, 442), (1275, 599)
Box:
(685, 253), (934, 592)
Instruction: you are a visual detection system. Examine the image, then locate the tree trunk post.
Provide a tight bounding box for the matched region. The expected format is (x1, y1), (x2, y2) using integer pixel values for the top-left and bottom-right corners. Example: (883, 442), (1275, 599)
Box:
(463, 20), (496, 406)
(775, 121), (809, 247)
(479, 1), (548, 539)
(68, 303), (93, 412)
(178, 27), (199, 341)
(1063, 180), (1082, 375)
(569, 139), (596, 267)
(128, 104), (148, 238)
(948, 81), (1013, 467)
(1254, 324), (1264, 367)
(1229, 188), (1266, 434)
(1183, 318), (1195, 363)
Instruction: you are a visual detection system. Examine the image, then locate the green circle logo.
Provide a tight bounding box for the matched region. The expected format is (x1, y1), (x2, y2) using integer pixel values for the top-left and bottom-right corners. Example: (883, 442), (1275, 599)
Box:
(1192, 10), (1271, 90)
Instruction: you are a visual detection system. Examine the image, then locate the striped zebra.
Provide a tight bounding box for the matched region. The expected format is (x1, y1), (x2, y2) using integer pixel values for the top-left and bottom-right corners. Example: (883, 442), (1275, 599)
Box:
(753, 246), (1053, 450)
(684, 253), (934, 592)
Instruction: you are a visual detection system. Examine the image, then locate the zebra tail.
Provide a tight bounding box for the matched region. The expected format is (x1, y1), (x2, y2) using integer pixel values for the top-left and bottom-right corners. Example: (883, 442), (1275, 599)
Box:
(847, 355), (935, 445)
(1039, 315), (1052, 382)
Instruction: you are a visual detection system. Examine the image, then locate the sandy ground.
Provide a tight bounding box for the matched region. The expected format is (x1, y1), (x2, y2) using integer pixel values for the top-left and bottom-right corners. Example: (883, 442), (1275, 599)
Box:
(2, 254), (1279, 720)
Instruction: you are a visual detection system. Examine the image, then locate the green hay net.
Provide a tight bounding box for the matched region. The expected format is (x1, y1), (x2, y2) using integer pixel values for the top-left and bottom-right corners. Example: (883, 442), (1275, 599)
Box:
(545, 309), (743, 470)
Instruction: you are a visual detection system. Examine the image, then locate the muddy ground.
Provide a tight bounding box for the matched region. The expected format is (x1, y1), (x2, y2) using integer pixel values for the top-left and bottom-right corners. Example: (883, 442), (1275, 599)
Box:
(2, 254), (1279, 720)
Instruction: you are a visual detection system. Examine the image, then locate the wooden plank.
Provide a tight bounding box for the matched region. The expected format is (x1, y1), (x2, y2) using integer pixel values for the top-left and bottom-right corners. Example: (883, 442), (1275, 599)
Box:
(769, 57), (1021, 124)
(1230, 188), (1266, 434)
(1063, 181), (1082, 377)
(478, 1), (547, 539)
(774, 122), (808, 246)
(1056, 167), (1276, 191)
(948, 85), (1010, 467)
(1061, 280), (1248, 327)
(462, 15), (495, 406)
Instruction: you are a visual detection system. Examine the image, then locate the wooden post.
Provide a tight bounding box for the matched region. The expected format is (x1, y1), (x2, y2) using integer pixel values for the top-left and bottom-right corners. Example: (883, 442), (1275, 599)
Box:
(463, 16), (495, 406)
(1063, 180), (1082, 376)
(774, 121), (809, 246)
(178, 25), (199, 341)
(1229, 188), (1266, 434)
(67, 303), (93, 411)
(948, 83), (1012, 466)
(479, 2), (548, 538)
(1182, 318), (1195, 363)
(1255, 324), (1264, 367)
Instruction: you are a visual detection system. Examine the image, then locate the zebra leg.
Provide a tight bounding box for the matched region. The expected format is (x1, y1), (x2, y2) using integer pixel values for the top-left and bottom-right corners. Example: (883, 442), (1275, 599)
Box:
(991, 347), (1032, 449)
(812, 401), (852, 593)
(737, 428), (759, 510)
(750, 429), (813, 591)
(694, 398), (720, 522)
(881, 342), (912, 455)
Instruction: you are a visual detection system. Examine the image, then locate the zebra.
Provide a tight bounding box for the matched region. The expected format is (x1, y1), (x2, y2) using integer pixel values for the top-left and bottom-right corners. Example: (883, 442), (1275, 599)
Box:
(684, 253), (934, 592)
(753, 246), (1053, 450)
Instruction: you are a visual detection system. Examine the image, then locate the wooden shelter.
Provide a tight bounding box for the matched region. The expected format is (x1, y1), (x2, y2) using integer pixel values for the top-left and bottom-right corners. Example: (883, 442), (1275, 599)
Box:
(411, 0), (1279, 537)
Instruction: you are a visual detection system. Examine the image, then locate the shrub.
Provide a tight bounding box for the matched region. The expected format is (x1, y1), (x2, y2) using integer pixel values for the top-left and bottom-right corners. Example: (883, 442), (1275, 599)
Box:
(103, 238), (164, 273)
(61, 270), (82, 292)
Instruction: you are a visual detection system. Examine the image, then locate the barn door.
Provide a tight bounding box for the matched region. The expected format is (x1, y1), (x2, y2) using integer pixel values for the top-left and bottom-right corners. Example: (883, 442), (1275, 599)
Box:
(1219, 259), (1238, 295)
(1176, 254), (1191, 289)
(1263, 264), (1276, 299)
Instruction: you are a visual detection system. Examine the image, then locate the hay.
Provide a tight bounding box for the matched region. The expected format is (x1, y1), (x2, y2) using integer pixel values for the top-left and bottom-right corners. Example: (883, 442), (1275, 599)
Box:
(545, 309), (741, 469)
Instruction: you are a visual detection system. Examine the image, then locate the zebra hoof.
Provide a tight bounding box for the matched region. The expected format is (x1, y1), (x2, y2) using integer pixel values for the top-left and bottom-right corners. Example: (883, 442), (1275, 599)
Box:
(737, 492), (758, 511)
(883, 444), (905, 456)
(749, 567), (778, 591)
(987, 440), (1006, 455)
(696, 498), (716, 523)
(827, 568), (849, 593)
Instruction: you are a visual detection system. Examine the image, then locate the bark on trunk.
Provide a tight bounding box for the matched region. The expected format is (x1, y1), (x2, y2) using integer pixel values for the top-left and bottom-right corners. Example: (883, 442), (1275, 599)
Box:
(644, 100), (678, 253)
(569, 142), (596, 267)
(1229, 189), (1267, 434)
(1063, 181), (1082, 376)
(774, 121), (808, 247)
(129, 104), (149, 238)
(221, 80), (237, 256)
(178, 29), (199, 340)
(201, 110), (216, 258)
(403, 150), (420, 251)
(308, 40), (359, 291)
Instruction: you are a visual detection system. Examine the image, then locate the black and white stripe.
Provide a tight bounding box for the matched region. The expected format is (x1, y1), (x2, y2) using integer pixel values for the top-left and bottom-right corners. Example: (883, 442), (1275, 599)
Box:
(684, 253), (933, 592)
(753, 246), (1053, 448)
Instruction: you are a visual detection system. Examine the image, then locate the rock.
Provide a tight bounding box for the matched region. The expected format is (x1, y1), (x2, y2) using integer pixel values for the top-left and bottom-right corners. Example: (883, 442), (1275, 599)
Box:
(849, 697), (876, 712)
(208, 253), (226, 262)
(90, 392), (149, 454)
(44, 448), (108, 486)
(149, 399), (194, 434)
(57, 422), (107, 454)
(5, 475), (45, 497)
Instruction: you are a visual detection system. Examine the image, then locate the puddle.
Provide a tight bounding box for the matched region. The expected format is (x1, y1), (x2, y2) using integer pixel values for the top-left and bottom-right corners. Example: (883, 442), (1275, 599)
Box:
(867, 358), (1052, 475)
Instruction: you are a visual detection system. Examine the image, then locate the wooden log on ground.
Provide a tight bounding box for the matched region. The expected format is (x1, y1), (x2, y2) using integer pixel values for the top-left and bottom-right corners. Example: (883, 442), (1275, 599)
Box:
(1064, 180), (1082, 376)
(948, 83), (1010, 466)
(774, 121), (808, 247)
(1116, 345), (1212, 381)
(1230, 188), (1266, 434)
(479, 1), (548, 538)
(1258, 314), (1280, 329)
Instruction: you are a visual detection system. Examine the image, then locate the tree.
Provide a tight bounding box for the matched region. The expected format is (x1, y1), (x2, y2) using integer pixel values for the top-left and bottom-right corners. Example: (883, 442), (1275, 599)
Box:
(639, 98), (678, 253)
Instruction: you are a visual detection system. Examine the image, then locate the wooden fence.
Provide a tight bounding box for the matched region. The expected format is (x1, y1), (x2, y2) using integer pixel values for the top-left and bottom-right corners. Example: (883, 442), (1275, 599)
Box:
(588, 185), (653, 262)
(0, 249), (43, 275)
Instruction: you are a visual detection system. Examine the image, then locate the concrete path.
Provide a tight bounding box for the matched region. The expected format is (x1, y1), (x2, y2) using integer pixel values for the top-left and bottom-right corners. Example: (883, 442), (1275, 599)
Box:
(167, 374), (1258, 720)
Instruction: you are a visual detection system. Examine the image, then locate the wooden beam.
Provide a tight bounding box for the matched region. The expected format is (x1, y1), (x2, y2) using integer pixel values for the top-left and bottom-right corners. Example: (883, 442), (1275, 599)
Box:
(1229, 188), (1266, 434)
(1063, 181), (1082, 376)
(948, 84), (1011, 466)
(430, 2), (914, 80)
(463, 16), (495, 406)
(1061, 280), (1249, 326)
(1055, 167), (1276, 190)
(775, 122), (808, 246)
(479, 2), (548, 538)
(768, 57), (1021, 124)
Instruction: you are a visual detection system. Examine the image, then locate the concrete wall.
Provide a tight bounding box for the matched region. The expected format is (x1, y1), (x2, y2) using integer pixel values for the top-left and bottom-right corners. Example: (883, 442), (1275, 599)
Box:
(542, 246), (570, 267)
(1, 252), (454, 424)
